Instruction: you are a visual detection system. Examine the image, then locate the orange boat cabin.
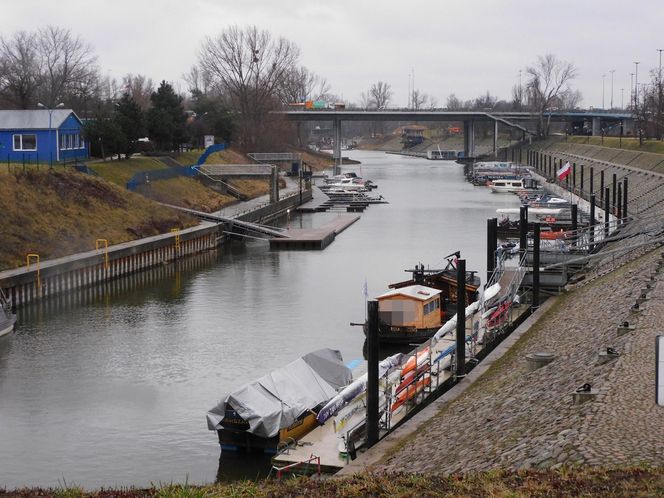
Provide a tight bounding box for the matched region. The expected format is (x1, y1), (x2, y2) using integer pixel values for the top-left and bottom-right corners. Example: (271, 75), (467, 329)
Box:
(376, 285), (443, 330)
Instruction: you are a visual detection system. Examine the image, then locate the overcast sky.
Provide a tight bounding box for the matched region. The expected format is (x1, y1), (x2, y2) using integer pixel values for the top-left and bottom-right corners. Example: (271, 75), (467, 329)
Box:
(5, 0), (663, 109)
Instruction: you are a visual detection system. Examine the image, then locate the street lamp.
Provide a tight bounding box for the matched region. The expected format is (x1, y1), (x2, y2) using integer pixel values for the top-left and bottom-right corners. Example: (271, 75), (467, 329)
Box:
(602, 74), (606, 109)
(634, 61), (640, 112)
(609, 69), (615, 109)
(37, 102), (65, 166)
(621, 88), (624, 110)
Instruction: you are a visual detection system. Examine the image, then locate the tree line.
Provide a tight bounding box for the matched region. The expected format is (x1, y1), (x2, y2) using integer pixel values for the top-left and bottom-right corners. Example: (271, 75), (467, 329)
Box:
(0, 24), (597, 157)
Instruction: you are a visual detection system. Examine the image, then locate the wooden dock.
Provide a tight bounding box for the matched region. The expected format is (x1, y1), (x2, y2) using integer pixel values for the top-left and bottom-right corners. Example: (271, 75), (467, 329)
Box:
(269, 215), (360, 250)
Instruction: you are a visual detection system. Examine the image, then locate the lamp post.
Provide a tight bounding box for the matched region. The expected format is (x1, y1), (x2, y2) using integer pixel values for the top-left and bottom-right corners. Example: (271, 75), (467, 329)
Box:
(630, 73), (634, 110)
(37, 102), (64, 167)
(609, 69), (615, 109)
(602, 74), (606, 109)
(634, 61), (640, 112)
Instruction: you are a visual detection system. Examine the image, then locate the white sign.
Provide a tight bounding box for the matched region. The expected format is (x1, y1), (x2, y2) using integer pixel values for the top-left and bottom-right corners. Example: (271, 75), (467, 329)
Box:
(658, 336), (664, 406)
(204, 135), (215, 148)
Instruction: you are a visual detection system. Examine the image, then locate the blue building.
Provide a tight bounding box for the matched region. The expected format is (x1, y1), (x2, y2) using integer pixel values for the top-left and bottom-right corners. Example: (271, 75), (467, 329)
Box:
(0, 109), (88, 164)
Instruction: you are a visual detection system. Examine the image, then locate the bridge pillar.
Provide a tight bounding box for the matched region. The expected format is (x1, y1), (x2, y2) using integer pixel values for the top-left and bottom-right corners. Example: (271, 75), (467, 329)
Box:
(493, 120), (498, 156)
(333, 118), (342, 175)
(463, 120), (475, 158)
(592, 117), (601, 136)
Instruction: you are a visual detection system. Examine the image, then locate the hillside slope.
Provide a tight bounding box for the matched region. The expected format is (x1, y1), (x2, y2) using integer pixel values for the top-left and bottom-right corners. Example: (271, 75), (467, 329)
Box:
(0, 169), (196, 270)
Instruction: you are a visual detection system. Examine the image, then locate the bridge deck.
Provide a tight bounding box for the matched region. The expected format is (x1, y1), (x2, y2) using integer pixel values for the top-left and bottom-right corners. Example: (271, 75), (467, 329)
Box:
(269, 215), (360, 250)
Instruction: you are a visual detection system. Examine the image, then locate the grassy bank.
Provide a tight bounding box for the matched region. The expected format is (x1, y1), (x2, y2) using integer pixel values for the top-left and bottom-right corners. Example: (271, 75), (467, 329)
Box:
(567, 135), (664, 153)
(1, 467), (662, 497)
(0, 169), (196, 271)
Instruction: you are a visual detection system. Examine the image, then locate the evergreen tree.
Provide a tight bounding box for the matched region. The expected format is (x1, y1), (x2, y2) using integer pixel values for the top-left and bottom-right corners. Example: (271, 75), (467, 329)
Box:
(114, 92), (145, 158)
(146, 81), (186, 151)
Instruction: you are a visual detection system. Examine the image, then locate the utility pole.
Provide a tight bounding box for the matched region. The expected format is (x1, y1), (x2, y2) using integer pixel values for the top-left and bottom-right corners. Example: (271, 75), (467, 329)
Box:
(621, 88), (624, 110)
(634, 62), (640, 111)
(602, 74), (606, 109)
(658, 49), (663, 139)
(630, 73), (634, 110)
(610, 69), (615, 109)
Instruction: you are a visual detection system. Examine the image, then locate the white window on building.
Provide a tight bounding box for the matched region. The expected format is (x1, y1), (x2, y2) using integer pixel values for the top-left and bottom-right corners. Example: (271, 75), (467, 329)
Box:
(13, 134), (37, 151)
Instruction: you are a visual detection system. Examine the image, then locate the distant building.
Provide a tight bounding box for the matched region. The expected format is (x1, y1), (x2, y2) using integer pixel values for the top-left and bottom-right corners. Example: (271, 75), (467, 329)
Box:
(0, 109), (89, 164)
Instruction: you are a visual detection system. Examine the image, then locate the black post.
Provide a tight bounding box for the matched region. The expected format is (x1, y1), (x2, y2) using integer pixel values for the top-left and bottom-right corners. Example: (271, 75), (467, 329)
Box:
(487, 218), (497, 284)
(580, 164), (584, 194)
(455, 259), (466, 379)
(617, 184), (622, 221)
(604, 187), (610, 238)
(571, 204), (578, 232)
(572, 162), (576, 191)
(366, 300), (379, 448)
(589, 167), (594, 196)
(519, 205), (528, 257)
(600, 171), (605, 203)
(622, 177), (628, 219)
(612, 173), (617, 213)
(590, 193), (596, 249)
(533, 223), (540, 309)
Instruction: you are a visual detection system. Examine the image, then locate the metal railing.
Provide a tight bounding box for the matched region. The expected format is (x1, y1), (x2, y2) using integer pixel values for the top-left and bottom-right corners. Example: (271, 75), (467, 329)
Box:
(271, 454), (320, 479)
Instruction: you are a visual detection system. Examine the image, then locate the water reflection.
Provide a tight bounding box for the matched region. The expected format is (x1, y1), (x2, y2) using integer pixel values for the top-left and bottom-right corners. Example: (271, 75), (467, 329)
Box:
(216, 453), (273, 483)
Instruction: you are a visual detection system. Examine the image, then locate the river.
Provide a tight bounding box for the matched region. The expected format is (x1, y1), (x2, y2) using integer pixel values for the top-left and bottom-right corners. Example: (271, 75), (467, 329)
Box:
(0, 150), (520, 488)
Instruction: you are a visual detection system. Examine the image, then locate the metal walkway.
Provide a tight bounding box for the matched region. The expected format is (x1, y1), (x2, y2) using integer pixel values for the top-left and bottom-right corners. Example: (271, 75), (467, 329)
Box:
(247, 152), (300, 163)
(161, 204), (290, 239)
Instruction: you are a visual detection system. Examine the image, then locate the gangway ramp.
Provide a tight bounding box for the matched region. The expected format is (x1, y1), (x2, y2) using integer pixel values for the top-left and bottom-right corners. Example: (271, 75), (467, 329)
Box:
(160, 204), (290, 239)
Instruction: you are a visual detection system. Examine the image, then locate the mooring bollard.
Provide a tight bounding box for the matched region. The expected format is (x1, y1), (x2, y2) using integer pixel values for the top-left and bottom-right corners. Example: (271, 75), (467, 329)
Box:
(618, 321), (636, 336)
(598, 347), (620, 365)
(572, 383), (597, 405)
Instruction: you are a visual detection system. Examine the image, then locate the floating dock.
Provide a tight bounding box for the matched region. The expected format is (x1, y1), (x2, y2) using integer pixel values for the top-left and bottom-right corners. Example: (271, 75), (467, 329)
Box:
(269, 215), (360, 250)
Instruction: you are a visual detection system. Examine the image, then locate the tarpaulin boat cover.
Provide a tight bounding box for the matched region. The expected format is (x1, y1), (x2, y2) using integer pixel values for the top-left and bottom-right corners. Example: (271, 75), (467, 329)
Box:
(206, 348), (352, 438)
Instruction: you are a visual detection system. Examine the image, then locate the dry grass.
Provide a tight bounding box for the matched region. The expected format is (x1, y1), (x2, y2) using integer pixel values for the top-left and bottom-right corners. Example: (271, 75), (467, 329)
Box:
(1, 467), (663, 497)
(175, 148), (249, 166)
(90, 157), (166, 186)
(0, 170), (196, 270)
(567, 136), (664, 154)
(137, 177), (236, 213)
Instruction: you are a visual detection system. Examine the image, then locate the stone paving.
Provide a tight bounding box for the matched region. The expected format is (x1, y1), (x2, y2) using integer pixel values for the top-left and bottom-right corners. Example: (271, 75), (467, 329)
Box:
(374, 246), (664, 474)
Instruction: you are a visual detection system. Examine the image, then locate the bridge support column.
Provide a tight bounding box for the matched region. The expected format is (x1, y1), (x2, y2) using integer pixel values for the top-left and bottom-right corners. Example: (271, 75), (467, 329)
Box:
(592, 117), (601, 136)
(333, 118), (342, 176)
(493, 120), (498, 156)
(269, 166), (279, 203)
(463, 120), (475, 159)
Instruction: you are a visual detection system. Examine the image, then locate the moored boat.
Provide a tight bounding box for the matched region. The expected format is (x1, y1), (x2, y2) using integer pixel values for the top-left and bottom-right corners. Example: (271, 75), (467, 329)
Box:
(206, 348), (352, 454)
(363, 254), (481, 345)
(490, 178), (541, 193)
(0, 289), (16, 338)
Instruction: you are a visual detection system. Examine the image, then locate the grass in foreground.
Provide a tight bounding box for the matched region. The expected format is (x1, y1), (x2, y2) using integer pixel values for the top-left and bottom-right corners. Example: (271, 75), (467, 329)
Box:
(1, 467), (663, 497)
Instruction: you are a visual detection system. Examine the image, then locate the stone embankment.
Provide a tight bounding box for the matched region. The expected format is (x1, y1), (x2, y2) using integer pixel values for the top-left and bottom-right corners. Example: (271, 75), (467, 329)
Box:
(365, 245), (664, 474)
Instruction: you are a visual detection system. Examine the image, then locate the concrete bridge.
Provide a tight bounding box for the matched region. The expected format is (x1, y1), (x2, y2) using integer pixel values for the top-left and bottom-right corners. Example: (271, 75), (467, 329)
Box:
(281, 110), (634, 163)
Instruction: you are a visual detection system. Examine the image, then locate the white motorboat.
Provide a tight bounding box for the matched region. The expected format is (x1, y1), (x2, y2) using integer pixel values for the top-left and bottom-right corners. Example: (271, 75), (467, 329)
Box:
(0, 289), (16, 338)
(490, 178), (541, 193)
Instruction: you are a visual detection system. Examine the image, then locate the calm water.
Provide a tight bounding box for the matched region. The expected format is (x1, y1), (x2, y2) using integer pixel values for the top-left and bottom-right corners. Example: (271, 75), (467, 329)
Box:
(0, 150), (520, 488)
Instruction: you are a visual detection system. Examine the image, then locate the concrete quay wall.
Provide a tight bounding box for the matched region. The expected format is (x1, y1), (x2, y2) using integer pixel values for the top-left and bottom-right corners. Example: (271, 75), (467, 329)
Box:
(0, 191), (309, 309)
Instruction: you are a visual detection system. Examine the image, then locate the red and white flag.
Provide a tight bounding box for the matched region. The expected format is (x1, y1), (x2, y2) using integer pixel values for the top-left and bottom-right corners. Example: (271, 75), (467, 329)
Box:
(557, 161), (572, 180)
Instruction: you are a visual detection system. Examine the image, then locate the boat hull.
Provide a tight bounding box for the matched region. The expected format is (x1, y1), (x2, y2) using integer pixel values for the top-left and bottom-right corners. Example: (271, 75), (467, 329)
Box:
(0, 315), (16, 338)
(218, 410), (319, 454)
(364, 322), (440, 345)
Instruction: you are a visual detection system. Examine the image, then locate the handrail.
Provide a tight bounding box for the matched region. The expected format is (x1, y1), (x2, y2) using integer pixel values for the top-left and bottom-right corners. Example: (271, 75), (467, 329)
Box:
(271, 453), (320, 479)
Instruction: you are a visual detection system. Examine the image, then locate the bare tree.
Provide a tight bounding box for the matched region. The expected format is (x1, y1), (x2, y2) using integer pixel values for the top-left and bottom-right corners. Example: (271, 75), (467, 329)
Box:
(446, 93), (463, 111)
(277, 66), (330, 105)
(412, 89), (438, 110)
(36, 26), (98, 107)
(197, 25), (300, 149)
(525, 54), (577, 136)
(368, 81), (392, 109)
(183, 65), (212, 97)
(0, 31), (42, 108)
(120, 74), (155, 111)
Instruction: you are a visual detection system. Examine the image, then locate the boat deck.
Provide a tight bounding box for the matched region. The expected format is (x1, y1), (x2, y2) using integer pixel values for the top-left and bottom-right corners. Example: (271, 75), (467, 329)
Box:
(269, 215), (360, 250)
